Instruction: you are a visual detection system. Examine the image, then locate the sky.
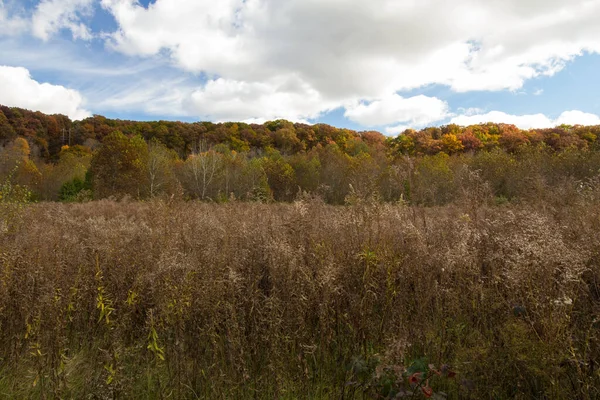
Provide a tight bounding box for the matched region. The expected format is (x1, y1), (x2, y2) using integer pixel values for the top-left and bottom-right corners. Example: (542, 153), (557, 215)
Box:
(1, 0), (600, 135)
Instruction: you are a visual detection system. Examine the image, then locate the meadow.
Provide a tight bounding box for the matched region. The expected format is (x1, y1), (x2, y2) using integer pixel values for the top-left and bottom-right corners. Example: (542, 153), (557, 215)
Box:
(1, 194), (599, 399)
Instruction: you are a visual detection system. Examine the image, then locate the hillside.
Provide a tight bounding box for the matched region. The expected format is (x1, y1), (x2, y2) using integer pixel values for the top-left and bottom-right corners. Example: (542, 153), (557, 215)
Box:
(2, 105), (600, 161)
(2, 105), (600, 205)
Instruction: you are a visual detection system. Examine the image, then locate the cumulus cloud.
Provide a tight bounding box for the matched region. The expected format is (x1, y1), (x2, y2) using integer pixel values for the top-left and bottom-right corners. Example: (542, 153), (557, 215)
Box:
(32, 0), (94, 41)
(385, 125), (411, 135)
(94, 0), (600, 123)
(186, 77), (338, 123)
(554, 110), (600, 126)
(0, 65), (90, 120)
(344, 94), (449, 127)
(3, 0), (599, 126)
(451, 110), (600, 129)
(98, 0), (600, 95)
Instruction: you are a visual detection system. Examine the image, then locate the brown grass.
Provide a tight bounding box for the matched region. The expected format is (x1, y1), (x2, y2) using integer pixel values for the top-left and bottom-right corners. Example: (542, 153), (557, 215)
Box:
(0, 197), (599, 399)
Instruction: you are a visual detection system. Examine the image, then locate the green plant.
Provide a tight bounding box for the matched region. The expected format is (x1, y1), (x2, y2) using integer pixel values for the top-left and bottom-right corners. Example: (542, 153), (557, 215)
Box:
(346, 356), (458, 398)
(0, 168), (31, 233)
(59, 176), (91, 202)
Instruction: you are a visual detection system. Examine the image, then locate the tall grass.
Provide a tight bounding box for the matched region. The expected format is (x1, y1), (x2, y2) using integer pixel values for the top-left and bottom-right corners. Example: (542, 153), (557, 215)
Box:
(0, 196), (598, 398)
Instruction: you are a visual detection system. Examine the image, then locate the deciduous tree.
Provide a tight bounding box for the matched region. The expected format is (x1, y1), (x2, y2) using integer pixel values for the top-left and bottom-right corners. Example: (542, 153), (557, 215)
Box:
(90, 131), (148, 199)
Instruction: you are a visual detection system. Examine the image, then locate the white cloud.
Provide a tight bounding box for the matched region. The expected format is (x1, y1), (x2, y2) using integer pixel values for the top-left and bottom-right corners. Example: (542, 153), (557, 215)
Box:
(344, 94), (449, 127)
(554, 110), (600, 126)
(100, 0), (247, 71)
(457, 107), (485, 116)
(3, 0), (599, 126)
(0, 0), (28, 36)
(186, 76), (338, 123)
(32, 0), (94, 41)
(451, 110), (600, 129)
(98, 0), (600, 95)
(385, 124), (410, 135)
(95, 0), (600, 123)
(0, 65), (91, 120)
(451, 111), (552, 129)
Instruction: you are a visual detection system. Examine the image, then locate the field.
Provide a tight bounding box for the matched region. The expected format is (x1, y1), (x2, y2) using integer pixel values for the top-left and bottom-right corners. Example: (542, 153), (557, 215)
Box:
(1, 197), (599, 399)
(3, 1), (600, 398)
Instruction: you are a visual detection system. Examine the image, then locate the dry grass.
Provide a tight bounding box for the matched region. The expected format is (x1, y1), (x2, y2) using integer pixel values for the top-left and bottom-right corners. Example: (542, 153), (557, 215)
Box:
(0, 197), (599, 399)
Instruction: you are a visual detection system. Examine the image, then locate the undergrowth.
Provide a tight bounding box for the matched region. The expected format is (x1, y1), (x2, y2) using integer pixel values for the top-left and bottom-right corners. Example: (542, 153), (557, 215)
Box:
(0, 196), (599, 398)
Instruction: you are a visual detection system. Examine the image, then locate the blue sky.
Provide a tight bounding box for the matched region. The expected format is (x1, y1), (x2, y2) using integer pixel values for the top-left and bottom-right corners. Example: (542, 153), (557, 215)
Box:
(1, 0), (600, 134)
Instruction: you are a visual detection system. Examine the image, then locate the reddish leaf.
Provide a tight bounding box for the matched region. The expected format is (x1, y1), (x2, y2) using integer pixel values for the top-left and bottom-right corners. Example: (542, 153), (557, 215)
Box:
(408, 372), (422, 385)
(422, 386), (433, 398)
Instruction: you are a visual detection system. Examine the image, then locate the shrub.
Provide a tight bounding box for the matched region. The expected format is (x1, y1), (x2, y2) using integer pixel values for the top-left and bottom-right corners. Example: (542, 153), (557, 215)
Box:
(0, 171), (31, 233)
(0, 200), (598, 398)
(59, 176), (89, 202)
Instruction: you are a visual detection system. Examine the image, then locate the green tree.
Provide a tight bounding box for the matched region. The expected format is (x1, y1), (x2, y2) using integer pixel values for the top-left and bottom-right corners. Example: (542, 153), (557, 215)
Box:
(146, 139), (178, 198)
(413, 153), (455, 205)
(289, 153), (321, 193)
(0, 137), (41, 192)
(242, 157), (271, 201)
(38, 145), (92, 200)
(346, 152), (382, 202)
(262, 152), (295, 202)
(387, 131), (416, 156)
(317, 143), (352, 204)
(0, 109), (16, 142)
(58, 176), (91, 202)
(90, 131), (149, 199)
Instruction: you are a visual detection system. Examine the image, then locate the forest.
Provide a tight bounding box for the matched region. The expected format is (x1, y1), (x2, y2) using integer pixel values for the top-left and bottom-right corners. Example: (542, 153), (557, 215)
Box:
(1, 105), (600, 398)
(2, 104), (600, 205)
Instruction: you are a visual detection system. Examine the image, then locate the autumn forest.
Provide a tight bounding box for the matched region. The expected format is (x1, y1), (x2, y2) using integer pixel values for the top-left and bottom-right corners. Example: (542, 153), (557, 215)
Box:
(3, 104), (600, 205)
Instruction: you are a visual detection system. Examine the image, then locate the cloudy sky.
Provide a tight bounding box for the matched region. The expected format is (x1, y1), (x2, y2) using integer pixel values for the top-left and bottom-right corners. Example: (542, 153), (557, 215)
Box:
(1, 0), (599, 134)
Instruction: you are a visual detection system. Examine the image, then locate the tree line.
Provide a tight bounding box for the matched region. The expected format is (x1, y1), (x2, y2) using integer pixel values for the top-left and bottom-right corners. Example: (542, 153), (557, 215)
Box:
(2, 104), (600, 205)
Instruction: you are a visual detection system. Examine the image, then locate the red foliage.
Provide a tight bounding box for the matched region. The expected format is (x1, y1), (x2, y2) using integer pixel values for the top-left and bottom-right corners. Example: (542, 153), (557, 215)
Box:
(459, 131), (483, 151)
